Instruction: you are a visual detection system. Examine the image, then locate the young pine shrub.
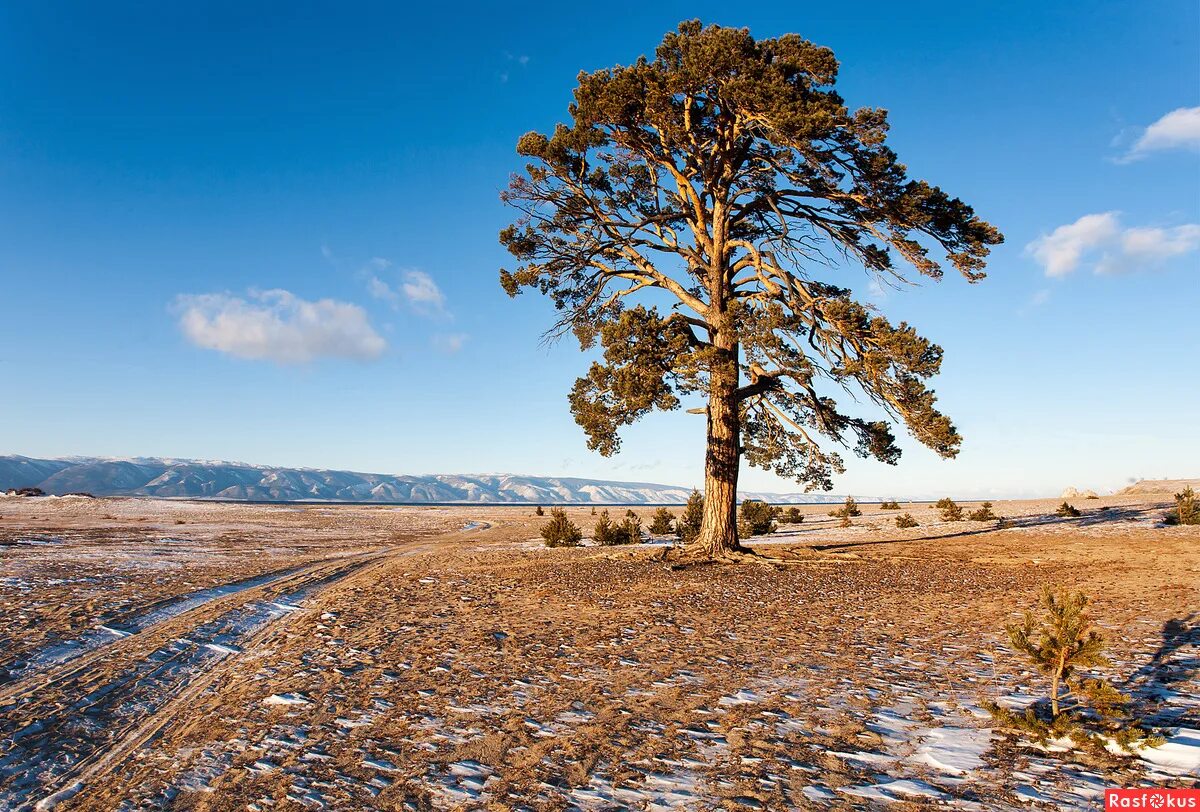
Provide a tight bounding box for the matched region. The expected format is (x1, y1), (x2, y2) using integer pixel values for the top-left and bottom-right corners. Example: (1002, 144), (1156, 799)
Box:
(936, 497), (964, 521)
(592, 510), (622, 546)
(880, 499), (901, 510)
(675, 489), (704, 544)
(1165, 486), (1199, 525)
(986, 587), (1163, 755)
(895, 513), (919, 528)
(829, 496), (862, 519)
(535, 505), (545, 516)
(618, 512), (643, 545)
(541, 508), (582, 548)
(737, 499), (777, 537)
(1056, 501), (1082, 518)
(968, 501), (998, 521)
(782, 506), (804, 524)
(648, 507), (676, 535)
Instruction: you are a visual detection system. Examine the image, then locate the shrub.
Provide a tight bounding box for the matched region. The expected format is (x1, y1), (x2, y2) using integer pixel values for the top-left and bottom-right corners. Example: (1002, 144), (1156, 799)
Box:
(1056, 502), (1081, 518)
(541, 508), (582, 548)
(880, 499), (901, 510)
(968, 501), (998, 521)
(737, 499), (777, 537)
(1165, 486), (1198, 526)
(675, 489), (704, 543)
(829, 496), (862, 518)
(648, 507), (676, 535)
(782, 506), (804, 524)
(590, 505), (597, 515)
(619, 512), (643, 544)
(838, 515), (852, 528)
(593, 510), (621, 546)
(935, 497), (964, 521)
(895, 513), (919, 528)
(535, 505), (544, 516)
(986, 587), (1163, 754)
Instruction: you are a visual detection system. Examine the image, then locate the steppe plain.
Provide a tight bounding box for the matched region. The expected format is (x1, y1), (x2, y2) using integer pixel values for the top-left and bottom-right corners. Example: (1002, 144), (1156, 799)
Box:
(0, 490), (1196, 811)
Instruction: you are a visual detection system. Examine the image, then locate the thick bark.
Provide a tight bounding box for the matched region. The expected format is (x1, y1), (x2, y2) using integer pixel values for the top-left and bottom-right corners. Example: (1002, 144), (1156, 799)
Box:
(694, 323), (744, 557)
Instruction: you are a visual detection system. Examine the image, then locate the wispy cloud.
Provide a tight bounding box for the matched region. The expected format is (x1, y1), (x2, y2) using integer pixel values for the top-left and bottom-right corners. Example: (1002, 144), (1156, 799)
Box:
(401, 270), (447, 313)
(499, 51), (530, 83)
(431, 332), (469, 354)
(1117, 106), (1200, 162)
(362, 262), (449, 317)
(1026, 212), (1200, 277)
(173, 289), (386, 364)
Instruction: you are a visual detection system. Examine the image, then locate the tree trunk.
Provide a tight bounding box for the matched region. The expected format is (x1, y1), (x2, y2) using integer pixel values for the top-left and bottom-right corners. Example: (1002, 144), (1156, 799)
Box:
(694, 327), (743, 557)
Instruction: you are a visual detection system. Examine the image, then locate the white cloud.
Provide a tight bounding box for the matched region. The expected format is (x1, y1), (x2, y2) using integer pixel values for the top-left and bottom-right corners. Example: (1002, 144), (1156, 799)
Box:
(401, 270), (447, 313)
(1122, 106), (1200, 161)
(1027, 213), (1200, 278)
(363, 265), (448, 316)
(173, 289), (386, 364)
(431, 332), (469, 354)
(1026, 212), (1120, 277)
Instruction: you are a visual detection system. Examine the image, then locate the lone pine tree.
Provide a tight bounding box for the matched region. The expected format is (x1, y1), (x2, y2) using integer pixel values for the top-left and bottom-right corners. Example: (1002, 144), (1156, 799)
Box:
(500, 21), (1001, 557)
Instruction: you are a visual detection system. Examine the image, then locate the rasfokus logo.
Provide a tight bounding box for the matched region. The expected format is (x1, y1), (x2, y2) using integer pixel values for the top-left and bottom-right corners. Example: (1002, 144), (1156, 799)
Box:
(1107, 789), (1200, 809)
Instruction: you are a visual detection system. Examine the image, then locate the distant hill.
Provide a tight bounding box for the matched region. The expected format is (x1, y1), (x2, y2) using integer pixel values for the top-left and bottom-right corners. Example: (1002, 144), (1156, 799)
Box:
(1116, 478), (1200, 496)
(0, 455), (866, 505)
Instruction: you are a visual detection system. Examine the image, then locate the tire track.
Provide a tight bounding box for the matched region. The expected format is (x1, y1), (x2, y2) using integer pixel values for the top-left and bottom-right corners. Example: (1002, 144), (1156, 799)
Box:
(0, 550), (392, 811)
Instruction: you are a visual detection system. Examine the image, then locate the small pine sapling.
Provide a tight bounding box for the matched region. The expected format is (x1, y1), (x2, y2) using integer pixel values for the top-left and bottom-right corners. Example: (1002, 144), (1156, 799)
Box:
(737, 499), (777, 537)
(535, 505), (545, 516)
(987, 587), (1163, 755)
(936, 497), (964, 521)
(895, 513), (919, 528)
(675, 490), (704, 544)
(968, 501), (998, 521)
(618, 512), (643, 545)
(1056, 502), (1081, 518)
(593, 510), (622, 546)
(829, 496), (862, 518)
(880, 499), (901, 510)
(648, 507), (676, 535)
(1165, 486), (1198, 525)
(783, 506), (804, 524)
(541, 508), (582, 548)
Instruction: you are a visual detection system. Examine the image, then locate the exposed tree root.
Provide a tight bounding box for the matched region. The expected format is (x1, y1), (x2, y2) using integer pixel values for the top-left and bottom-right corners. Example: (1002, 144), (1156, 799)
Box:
(657, 543), (861, 569)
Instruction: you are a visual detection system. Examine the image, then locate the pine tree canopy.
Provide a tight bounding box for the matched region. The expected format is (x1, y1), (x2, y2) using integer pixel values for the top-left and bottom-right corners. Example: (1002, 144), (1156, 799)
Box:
(500, 20), (1002, 493)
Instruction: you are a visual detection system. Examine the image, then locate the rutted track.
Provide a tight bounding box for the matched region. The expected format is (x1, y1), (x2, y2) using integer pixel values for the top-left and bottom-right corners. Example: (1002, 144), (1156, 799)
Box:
(0, 547), (395, 811)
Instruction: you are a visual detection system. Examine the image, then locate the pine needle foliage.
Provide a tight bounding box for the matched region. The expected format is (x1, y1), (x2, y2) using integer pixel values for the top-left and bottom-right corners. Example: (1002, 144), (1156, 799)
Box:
(1165, 486), (1198, 525)
(535, 505), (545, 516)
(593, 510), (623, 545)
(1055, 502), (1081, 518)
(935, 497), (963, 521)
(967, 501), (997, 521)
(880, 499), (901, 510)
(895, 513), (918, 528)
(541, 508), (583, 547)
(675, 490), (704, 543)
(782, 506), (804, 524)
(618, 512), (644, 544)
(828, 496), (862, 519)
(737, 499), (777, 537)
(648, 507), (677, 534)
(987, 587), (1163, 755)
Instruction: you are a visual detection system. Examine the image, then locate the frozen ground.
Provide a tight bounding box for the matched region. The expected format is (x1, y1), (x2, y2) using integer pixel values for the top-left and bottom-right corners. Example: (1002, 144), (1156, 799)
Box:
(0, 494), (1196, 810)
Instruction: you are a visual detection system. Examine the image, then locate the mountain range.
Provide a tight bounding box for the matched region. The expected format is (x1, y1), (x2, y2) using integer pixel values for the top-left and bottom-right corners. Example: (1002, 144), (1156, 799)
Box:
(0, 455), (865, 505)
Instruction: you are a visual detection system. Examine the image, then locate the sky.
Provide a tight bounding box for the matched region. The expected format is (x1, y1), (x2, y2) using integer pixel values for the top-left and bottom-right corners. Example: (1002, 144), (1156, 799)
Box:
(1, 1), (1197, 498)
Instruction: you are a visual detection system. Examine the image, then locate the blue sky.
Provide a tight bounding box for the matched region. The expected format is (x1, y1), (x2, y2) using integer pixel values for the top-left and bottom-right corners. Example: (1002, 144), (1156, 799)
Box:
(1, 1), (1197, 498)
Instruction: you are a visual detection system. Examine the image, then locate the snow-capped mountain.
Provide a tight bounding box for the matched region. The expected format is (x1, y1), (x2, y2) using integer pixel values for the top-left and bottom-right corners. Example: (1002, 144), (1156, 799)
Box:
(0, 455), (867, 504)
